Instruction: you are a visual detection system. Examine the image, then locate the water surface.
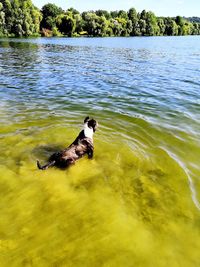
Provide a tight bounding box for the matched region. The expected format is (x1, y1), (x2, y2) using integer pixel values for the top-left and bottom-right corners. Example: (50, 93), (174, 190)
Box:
(0, 36), (200, 266)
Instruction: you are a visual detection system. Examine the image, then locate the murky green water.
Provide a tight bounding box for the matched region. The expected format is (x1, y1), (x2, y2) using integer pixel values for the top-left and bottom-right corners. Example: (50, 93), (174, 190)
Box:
(0, 37), (200, 266)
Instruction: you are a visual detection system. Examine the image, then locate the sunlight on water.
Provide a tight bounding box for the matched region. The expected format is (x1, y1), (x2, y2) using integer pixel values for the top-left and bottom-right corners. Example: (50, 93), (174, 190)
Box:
(0, 37), (200, 266)
(1, 117), (200, 266)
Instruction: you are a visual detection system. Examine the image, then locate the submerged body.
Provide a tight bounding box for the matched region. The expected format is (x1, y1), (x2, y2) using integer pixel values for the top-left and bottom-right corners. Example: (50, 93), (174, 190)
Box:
(37, 117), (97, 170)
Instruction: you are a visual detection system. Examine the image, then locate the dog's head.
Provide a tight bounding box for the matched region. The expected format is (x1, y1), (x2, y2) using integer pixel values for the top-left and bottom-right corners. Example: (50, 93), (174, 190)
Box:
(84, 116), (98, 132)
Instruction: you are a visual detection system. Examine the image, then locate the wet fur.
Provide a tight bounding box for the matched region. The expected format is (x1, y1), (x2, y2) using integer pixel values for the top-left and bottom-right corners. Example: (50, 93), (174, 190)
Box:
(37, 117), (97, 170)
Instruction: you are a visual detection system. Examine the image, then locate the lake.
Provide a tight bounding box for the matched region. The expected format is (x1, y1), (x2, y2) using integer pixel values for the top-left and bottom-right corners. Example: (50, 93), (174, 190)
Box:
(0, 36), (200, 266)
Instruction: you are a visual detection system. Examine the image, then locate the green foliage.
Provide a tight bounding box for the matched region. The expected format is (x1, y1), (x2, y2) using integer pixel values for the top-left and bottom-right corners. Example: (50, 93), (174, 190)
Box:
(118, 10), (128, 20)
(175, 16), (193, 35)
(0, 0), (41, 37)
(0, 2), (199, 37)
(128, 8), (140, 36)
(95, 10), (111, 20)
(192, 22), (200, 35)
(82, 12), (109, 36)
(74, 13), (84, 34)
(110, 11), (119, 19)
(139, 19), (146, 36)
(128, 8), (137, 22)
(164, 18), (179, 36)
(140, 10), (147, 21)
(52, 26), (62, 37)
(67, 7), (79, 15)
(145, 11), (159, 36)
(56, 13), (76, 36)
(41, 3), (63, 30)
(0, 3), (5, 36)
(157, 18), (165, 35)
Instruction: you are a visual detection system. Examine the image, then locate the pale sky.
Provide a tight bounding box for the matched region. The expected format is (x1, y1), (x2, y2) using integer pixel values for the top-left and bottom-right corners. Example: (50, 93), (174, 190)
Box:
(32, 0), (200, 17)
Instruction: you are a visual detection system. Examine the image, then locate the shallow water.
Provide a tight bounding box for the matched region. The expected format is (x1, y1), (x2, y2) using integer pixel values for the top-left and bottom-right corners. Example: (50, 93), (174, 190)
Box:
(0, 36), (200, 266)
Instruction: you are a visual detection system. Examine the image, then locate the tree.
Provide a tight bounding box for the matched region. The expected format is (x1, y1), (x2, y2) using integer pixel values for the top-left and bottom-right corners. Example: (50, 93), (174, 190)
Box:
(41, 3), (63, 30)
(182, 21), (193, 35)
(139, 19), (146, 35)
(74, 13), (84, 34)
(95, 10), (111, 20)
(109, 19), (123, 36)
(0, 0), (41, 37)
(146, 11), (159, 36)
(83, 12), (110, 36)
(128, 8), (140, 36)
(175, 16), (185, 35)
(67, 7), (79, 15)
(157, 18), (165, 35)
(115, 17), (129, 36)
(110, 10), (118, 19)
(128, 8), (137, 21)
(192, 22), (200, 35)
(82, 12), (97, 36)
(20, 0), (42, 36)
(118, 10), (128, 20)
(0, 0), (13, 35)
(97, 16), (109, 36)
(0, 2), (6, 36)
(126, 20), (133, 35)
(140, 10), (147, 21)
(164, 18), (178, 36)
(0, 2), (199, 37)
(56, 13), (76, 36)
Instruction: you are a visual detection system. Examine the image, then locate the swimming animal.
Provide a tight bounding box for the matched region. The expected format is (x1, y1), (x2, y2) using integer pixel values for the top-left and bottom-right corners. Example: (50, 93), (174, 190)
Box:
(37, 117), (98, 170)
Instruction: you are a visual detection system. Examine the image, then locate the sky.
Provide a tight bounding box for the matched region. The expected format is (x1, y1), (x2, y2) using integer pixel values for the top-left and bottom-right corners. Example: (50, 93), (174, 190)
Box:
(32, 0), (200, 17)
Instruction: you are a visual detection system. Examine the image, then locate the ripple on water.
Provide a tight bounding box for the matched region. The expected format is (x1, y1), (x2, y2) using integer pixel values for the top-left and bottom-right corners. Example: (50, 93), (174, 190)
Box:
(1, 118), (200, 265)
(1, 37), (200, 266)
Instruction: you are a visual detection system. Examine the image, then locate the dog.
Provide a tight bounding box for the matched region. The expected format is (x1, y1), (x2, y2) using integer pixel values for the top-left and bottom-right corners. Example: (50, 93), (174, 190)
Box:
(37, 116), (98, 170)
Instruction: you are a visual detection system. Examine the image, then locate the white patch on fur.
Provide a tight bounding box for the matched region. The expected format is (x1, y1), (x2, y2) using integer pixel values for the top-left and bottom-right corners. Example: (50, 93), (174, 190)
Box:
(84, 123), (93, 139)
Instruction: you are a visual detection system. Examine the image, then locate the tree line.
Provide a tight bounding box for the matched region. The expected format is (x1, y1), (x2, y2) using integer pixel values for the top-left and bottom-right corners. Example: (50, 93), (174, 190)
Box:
(0, 0), (200, 37)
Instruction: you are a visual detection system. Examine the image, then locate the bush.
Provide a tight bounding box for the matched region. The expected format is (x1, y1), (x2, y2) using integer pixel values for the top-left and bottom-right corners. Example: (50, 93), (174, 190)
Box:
(52, 26), (62, 36)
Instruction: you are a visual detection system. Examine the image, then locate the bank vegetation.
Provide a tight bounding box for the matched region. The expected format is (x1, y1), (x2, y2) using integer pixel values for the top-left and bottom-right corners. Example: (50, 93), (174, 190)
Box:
(0, 0), (200, 37)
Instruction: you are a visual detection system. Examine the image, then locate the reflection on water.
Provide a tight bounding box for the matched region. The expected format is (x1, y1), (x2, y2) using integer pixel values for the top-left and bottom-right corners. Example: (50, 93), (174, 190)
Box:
(0, 37), (200, 266)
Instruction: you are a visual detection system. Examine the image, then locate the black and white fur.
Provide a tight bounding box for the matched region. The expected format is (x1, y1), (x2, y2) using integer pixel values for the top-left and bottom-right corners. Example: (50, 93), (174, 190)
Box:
(37, 116), (98, 170)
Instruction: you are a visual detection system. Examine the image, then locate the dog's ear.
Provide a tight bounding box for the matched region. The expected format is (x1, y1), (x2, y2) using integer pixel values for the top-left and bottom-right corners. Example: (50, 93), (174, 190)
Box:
(84, 116), (90, 123)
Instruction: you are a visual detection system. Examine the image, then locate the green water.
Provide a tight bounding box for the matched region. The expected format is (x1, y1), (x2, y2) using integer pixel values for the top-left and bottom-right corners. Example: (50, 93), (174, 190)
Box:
(0, 37), (200, 266)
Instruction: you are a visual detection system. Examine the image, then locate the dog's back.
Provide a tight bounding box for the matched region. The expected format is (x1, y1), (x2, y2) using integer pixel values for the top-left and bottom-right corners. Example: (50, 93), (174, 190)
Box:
(37, 117), (97, 170)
